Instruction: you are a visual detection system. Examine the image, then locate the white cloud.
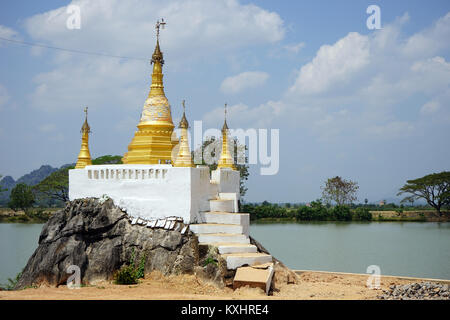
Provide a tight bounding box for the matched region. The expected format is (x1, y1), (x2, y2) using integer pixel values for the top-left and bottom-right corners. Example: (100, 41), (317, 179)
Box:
(203, 101), (284, 128)
(30, 57), (144, 112)
(0, 25), (19, 42)
(224, 12), (450, 143)
(289, 32), (370, 95)
(420, 100), (440, 114)
(23, 0), (285, 112)
(220, 71), (269, 94)
(24, 0), (284, 61)
(283, 42), (305, 54)
(402, 12), (450, 58)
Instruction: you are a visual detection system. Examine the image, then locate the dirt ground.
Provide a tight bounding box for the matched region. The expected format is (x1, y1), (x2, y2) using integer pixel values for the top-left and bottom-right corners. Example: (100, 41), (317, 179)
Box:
(0, 270), (435, 300)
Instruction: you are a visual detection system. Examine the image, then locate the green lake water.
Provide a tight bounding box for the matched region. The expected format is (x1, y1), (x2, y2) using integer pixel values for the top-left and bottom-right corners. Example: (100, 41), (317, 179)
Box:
(250, 221), (450, 280)
(1, 221), (449, 285)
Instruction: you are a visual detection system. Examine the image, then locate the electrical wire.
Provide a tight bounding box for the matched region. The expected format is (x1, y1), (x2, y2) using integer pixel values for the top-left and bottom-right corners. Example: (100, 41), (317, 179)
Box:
(0, 36), (149, 61)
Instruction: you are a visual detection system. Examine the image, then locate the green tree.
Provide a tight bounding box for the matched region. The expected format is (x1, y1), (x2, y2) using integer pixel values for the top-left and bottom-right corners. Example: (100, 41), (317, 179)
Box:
(332, 205), (352, 221)
(354, 207), (372, 221)
(33, 155), (123, 204)
(321, 176), (359, 206)
(91, 155), (123, 165)
(397, 171), (450, 216)
(33, 167), (72, 202)
(9, 183), (35, 212)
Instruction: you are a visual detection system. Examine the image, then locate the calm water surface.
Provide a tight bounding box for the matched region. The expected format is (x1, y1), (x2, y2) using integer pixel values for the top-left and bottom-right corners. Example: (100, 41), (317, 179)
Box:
(0, 223), (43, 285)
(1, 222), (449, 284)
(250, 221), (450, 280)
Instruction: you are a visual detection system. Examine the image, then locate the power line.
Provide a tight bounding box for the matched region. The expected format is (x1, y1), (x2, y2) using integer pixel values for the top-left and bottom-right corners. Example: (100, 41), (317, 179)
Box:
(0, 36), (149, 61)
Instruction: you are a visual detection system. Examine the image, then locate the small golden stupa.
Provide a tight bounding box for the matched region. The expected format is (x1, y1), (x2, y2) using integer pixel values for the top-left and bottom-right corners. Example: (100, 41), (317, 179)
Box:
(173, 100), (194, 167)
(122, 19), (178, 164)
(217, 103), (236, 170)
(75, 107), (92, 169)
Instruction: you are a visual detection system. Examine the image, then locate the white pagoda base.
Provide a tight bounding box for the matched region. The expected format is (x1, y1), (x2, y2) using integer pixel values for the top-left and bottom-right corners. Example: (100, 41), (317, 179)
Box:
(68, 165), (240, 223)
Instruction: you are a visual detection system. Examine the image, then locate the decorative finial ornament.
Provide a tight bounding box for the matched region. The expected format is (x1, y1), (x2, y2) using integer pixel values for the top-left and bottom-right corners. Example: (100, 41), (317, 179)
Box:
(76, 106), (92, 169)
(218, 102), (235, 170)
(179, 100), (189, 129)
(174, 99), (194, 167)
(152, 18), (166, 65)
(222, 103), (229, 130)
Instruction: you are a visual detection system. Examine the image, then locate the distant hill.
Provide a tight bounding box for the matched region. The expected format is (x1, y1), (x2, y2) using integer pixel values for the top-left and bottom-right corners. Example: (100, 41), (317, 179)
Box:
(0, 164), (74, 205)
(0, 156), (119, 206)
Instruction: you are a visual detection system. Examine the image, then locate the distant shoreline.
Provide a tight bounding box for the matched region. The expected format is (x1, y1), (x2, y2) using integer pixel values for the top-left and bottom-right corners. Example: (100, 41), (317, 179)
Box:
(0, 207), (449, 223)
(251, 210), (450, 223)
(0, 208), (60, 223)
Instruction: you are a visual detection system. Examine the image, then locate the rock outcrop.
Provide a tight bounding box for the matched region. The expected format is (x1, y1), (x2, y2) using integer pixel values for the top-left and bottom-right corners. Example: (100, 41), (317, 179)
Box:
(14, 197), (299, 293)
(15, 198), (198, 289)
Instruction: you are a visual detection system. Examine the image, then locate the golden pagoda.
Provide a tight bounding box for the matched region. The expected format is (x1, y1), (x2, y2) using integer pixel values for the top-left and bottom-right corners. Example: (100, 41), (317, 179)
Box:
(75, 107), (93, 169)
(173, 100), (194, 167)
(122, 19), (178, 164)
(217, 103), (236, 170)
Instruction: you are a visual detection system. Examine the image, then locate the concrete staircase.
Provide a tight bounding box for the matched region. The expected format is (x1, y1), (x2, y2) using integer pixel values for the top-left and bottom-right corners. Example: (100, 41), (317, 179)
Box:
(190, 198), (272, 270)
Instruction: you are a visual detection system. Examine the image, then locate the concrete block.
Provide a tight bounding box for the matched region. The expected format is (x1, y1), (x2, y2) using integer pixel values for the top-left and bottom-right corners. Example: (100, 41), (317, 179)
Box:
(222, 253), (273, 270)
(233, 264), (274, 294)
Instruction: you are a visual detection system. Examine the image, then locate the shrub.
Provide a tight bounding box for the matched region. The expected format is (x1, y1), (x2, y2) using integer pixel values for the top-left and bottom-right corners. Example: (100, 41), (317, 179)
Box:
(354, 207), (372, 221)
(114, 248), (146, 285)
(114, 265), (138, 285)
(332, 205), (352, 221)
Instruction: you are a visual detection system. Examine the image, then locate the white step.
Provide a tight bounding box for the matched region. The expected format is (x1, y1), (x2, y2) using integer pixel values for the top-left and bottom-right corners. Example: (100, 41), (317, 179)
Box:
(199, 212), (249, 226)
(190, 223), (243, 234)
(222, 253), (273, 270)
(210, 199), (234, 212)
(197, 233), (250, 244)
(204, 243), (258, 254)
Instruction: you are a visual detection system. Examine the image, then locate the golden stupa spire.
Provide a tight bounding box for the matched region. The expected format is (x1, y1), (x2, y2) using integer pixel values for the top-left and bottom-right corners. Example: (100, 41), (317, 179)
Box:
(123, 18), (178, 164)
(75, 107), (93, 169)
(217, 103), (236, 170)
(174, 100), (194, 167)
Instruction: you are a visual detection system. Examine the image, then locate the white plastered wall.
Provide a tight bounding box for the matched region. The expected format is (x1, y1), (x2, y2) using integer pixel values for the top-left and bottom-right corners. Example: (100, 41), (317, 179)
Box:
(69, 165), (240, 223)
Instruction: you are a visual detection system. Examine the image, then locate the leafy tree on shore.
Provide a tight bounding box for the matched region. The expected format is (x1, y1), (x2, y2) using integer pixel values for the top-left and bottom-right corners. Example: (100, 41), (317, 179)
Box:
(33, 155), (123, 204)
(397, 171), (450, 216)
(321, 176), (359, 206)
(8, 183), (35, 212)
(91, 155), (123, 165)
(33, 167), (73, 202)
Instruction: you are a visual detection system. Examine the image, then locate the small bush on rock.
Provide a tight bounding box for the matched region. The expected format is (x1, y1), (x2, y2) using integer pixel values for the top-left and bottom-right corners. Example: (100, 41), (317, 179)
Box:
(114, 265), (138, 285)
(113, 248), (147, 285)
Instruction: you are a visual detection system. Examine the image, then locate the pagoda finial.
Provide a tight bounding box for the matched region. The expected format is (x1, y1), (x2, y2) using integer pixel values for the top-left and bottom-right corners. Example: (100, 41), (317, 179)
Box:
(179, 99), (189, 129)
(222, 103), (229, 130)
(152, 18), (166, 65)
(76, 106), (92, 169)
(156, 18), (166, 41)
(218, 103), (235, 170)
(174, 100), (194, 167)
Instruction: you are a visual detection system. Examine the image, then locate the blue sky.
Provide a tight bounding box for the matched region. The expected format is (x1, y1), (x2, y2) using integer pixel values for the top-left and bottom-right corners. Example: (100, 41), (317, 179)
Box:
(0, 0), (449, 203)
